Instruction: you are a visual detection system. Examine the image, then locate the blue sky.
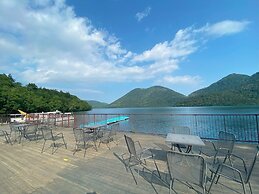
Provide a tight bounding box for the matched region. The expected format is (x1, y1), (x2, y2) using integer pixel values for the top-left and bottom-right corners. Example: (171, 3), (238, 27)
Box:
(0, 0), (259, 103)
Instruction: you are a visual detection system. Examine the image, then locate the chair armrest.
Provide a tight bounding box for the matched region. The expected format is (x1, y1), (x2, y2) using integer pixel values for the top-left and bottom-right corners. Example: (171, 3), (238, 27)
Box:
(55, 132), (64, 137)
(139, 147), (154, 159)
(217, 162), (244, 178)
(135, 140), (143, 149)
(199, 140), (217, 156)
(227, 153), (247, 172)
(215, 147), (230, 156)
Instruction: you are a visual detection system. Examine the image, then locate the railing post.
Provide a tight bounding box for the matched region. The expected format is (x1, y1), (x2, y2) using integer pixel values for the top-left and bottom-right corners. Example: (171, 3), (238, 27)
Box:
(68, 114), (70, 128)
(256, 114), (259, 144)
(194, 114), (197, 133)
(223, 115), (226, 132)
(61, 114), (64, 127)
(73, 113), (76, 128)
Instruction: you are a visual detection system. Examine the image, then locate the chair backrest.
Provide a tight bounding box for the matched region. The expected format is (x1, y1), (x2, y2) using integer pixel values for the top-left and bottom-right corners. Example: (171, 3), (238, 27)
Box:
(40, 125), (53, 140)
(25, 124), (38, 134)
(9, 123), (17, 133)
(217, 131), (235, 153)
(73, 128), (84, 142)
(110, 123), (119, 136)
(172, 126), (190, 135)
(167, 151), (207, 187)
(124, 135), (137, 157)
(245, 146), (259, 183)
(111, 123), (119, 130)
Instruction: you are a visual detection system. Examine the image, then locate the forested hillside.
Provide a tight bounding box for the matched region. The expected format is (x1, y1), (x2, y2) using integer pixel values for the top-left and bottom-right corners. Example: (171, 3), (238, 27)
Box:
(110, 86), (186, 107)
(176, 73), (259, 106)
(0, 74), (91, 114)
(87, 100), (109, 108)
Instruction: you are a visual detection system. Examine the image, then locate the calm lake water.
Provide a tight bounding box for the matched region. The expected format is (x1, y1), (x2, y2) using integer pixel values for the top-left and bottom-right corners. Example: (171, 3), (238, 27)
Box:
(88, 106), (259, 115)
(81, 106), (259, 142)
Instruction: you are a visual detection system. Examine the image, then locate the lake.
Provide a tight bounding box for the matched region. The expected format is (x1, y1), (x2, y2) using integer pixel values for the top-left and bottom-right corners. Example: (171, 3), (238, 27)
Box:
(77, 106), (259, 143)
(88, 106), (259, 115)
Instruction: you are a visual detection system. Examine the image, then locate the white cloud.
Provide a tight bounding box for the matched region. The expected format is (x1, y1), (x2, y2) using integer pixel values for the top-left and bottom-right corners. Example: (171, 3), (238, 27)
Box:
(69, 88), (104, 94)
(135, 7), (151, 22)
(204, 20), (250, 37)
(0, 0), (250, 91)
(133, 27), (199, 62)
(132, 20), (250, 84)
(158, 75), (201, 85)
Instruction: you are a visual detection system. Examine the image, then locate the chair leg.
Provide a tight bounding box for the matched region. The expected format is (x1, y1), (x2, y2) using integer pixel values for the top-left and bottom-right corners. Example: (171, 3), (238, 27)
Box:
(105, 142), (111, 150)
(93, 140), (98, 151)
(239, 175), (247, 194)
(41, 140), (46, 153)
(203, 185), (206, 194)
(153, 159), (161, 178)
(4, 132), (13, 145)
(62, 137), (67, 149)
(83, 141), (87, 157)
(208, 165), (221, 193)
(248, 181), (253, 194)
(129, 166), (138, 185)
(98, 140), (102, 148)
(73, 143), (78, 155)
(52, 141), (55, 154)
(169, 179), (173, 194)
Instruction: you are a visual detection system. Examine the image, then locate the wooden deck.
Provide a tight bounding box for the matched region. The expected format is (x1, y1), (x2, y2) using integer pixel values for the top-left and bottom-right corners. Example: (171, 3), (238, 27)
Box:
(0, 125), (258, 194)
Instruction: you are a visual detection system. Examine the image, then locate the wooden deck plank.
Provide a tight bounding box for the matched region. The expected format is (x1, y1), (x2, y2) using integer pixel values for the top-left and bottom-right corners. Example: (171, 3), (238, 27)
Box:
(0, 126), (259, 194)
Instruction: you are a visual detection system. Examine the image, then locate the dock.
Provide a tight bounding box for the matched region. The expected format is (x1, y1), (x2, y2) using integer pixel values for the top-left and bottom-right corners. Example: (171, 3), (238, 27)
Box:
(0, 125), (258, 194)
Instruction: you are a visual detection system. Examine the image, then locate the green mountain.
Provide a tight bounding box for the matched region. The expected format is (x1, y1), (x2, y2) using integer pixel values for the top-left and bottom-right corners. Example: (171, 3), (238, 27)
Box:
(176, 73), (259, 106)
(0, 74), (91, 114)
(110, 86), (186, 107)
(87, 100), (109, 108)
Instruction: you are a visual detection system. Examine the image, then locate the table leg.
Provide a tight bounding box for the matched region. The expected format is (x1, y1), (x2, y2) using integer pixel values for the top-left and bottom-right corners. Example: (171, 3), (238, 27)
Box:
(176, 144), (182, 152)
(186, 145), (192, 153)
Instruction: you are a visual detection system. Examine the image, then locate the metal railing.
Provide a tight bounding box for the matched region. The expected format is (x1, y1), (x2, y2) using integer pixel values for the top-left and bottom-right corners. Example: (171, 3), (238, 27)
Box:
(74, 113), (259, 143)
(1, 112), (259, 143)
(0, 113), (74, 128)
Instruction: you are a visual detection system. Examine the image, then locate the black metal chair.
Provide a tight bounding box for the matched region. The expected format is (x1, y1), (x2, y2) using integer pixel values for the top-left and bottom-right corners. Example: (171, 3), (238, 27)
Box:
(208, 146), (259, 194)
(122, 135), (157, 184)
(0, 130), (12, 145)
(167, 151), (208, 194)
(73, 128), (97, 157)
(200, 131), (236, 164)
(9, 123), (22, 143)
(98, 123), (119, 149)
(23, 124), (39, 141)
(40, 125), (67, 154)
(170, 126), (191, 151)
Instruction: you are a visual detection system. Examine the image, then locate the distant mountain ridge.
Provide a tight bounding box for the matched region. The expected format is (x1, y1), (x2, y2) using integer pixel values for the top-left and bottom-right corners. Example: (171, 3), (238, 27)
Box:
(190, 73), (250, 96)
(110, 86), (186, 107)
(91, 72), (259, 108)
(177, 72), (259, 106)
(87, 100), (109, 108)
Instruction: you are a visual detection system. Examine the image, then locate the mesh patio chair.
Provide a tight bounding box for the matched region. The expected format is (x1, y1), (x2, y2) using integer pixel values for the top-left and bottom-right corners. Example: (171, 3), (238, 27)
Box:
(200, 131), (236, 164)
(23, 124), (39, 141)
(40, 125), (67, 154)
(73, 128), (97, 157)
(9, 123), (22, 143)
(98, 123), (119, 149)
(0, 130), (12, 145)
(170, 126), (191, 151)
(122, 135), (158, 184)
(208, 146), (259, 194)
(167, 151), (208, 194)
(171, 126), (191, 135)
